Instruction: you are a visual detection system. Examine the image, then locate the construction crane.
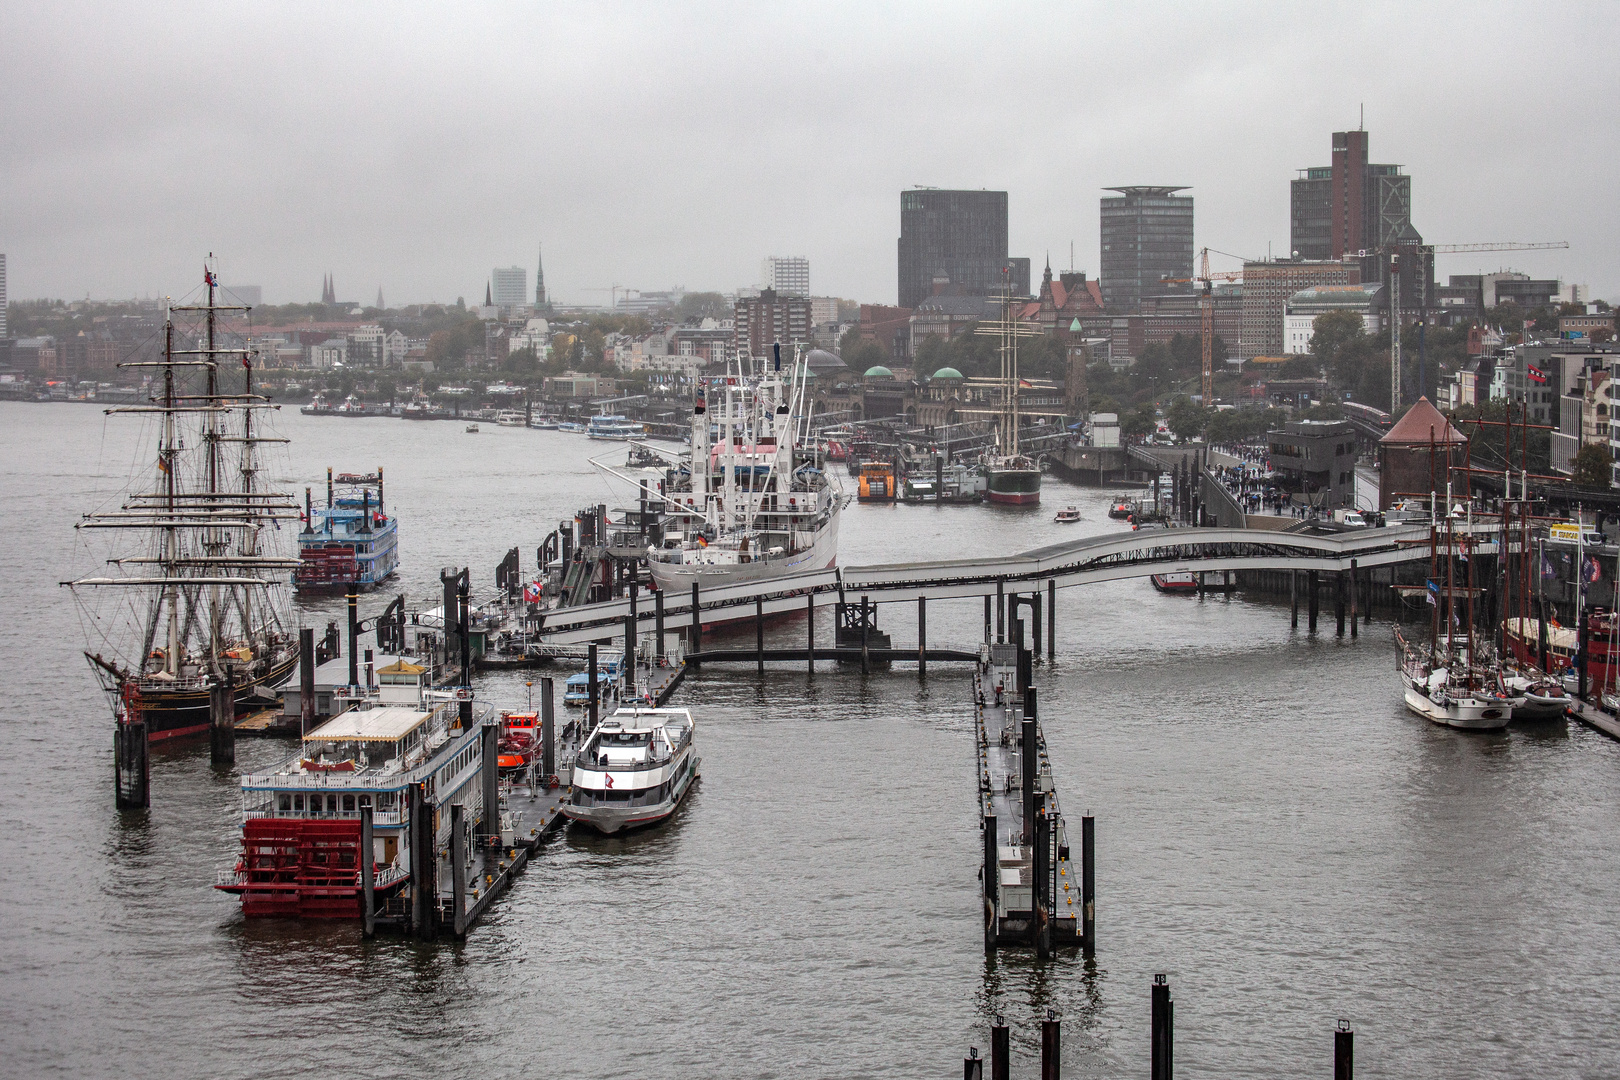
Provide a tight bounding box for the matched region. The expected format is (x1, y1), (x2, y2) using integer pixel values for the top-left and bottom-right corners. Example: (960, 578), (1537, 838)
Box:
(1154, 249), (1244, 404)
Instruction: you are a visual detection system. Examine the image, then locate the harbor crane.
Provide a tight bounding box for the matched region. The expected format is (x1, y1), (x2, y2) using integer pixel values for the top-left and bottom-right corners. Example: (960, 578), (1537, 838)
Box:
(1157, 249), (1244, 407)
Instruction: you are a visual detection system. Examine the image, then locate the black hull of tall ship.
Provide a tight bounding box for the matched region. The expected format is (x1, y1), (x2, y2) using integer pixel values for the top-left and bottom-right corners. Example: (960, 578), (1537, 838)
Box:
(134, 653), (300, 741)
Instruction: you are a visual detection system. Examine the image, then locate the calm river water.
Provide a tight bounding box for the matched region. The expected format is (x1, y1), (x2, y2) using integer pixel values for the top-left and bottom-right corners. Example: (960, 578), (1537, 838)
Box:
(2, 401), (1618, 1078)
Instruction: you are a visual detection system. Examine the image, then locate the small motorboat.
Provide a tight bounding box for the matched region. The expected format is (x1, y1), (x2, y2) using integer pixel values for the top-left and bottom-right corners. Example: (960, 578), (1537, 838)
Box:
(465, 423), (480, 433)
(1054, 506), (1082, 524)
(1501, 668), (1568, 720)
(1108, 502), (1132, 520)
(496, 710), (542, 775)
(1151, 571), (1198, 594)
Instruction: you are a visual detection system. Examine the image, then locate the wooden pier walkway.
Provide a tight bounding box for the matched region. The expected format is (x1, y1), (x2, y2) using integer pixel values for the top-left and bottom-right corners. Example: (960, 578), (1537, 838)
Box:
(1567, 697), (1620, 742)
(974, 642), (1091, 954)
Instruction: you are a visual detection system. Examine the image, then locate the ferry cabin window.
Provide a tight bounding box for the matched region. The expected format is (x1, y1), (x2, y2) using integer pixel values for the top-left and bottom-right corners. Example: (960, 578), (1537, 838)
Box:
(292, 794), (304, 812)
(279, 794), (292, 812)
(343, 794), (356, 812)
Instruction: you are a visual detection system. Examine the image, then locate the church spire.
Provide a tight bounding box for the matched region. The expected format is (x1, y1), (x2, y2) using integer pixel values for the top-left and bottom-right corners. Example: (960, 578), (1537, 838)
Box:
(536, 242), (547, 308)
(375, 285), (385, 310)
(485, 281), (492, 306)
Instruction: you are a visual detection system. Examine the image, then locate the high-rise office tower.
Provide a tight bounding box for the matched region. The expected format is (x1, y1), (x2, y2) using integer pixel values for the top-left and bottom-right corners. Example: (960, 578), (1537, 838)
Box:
(1290, 129), (1418, 260)
(762, 256), (810, 298)
(897, 189), (1012, 309)
(491, 266), (527, 308)
(1099, 186), (1194, 312)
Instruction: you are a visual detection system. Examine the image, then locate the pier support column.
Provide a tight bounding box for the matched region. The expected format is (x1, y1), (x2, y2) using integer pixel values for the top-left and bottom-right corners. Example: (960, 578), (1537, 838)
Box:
(209, 677), (235, 767)
(984, 594), (992, 642)
(540, 677), (555, 781)
(860, 595), (871, 676)
(1349, 560), (1359, 639)
(587, 642), (599, 730)
(1335, 1021), (1354, 1080)
(1040, 1010), (1060, 1080)
(1336, 572), (1346, 638)
(114, 712), (150, 810)
(627, 582), (639, 698)
(1031, 592), (1043, 660)
(1047, 579), (1056, 662)
(752, 596), (763, 675)
(450, 802), (467, 936)
(991, 1021), (1010, 1080)
(361, 805), (375, 938)
(654, 588), (665, 662)
(410, 783), (436, 942)
(1151, 974), (1174, 1080)
(457, 576), (472, 728)
(996, 580), (1006, 642)
(690, 583), (701, 671)
(983, 812), (998, 953)
(1081, 814), (1095, 954)
(1033, 800), (1051, 959)
(347, 590), (360, 688)
(1308, 570), (1319, 635)
(479, 721), (499, 843)
(1290, 571), (1299, 630)
(1021, 687), (1038, 844)
(918, 596), (927, 679)
(806, 594), (815, 674)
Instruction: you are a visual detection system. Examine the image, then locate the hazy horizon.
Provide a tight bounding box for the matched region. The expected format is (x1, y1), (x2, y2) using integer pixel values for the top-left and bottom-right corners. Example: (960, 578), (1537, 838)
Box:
(3, 3), (1615, 307)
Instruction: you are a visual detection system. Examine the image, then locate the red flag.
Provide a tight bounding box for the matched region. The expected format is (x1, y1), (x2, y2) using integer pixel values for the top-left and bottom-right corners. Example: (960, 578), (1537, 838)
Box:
(1527, 365), (1547, 383)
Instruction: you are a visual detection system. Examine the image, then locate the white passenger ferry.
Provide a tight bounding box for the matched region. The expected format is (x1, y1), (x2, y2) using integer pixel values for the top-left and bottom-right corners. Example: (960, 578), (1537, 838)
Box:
(564, 707), (699, 834)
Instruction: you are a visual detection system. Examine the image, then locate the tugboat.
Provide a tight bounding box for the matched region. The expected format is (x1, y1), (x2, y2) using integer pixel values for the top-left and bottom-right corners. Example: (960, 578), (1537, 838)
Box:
(564, 707), (699, 834)
(1150, 571), (1198, 593)
(294, 468), (399, 594)
(857, 460), (897, 502)
(1108, 501), (1133, 520)
(215, 690), (494, 917)
(66, 260), (300, 739)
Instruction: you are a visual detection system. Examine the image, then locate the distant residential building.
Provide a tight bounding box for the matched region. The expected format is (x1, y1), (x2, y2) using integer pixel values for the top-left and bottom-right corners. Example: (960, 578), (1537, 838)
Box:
(762, 256), (810, 297)
(1268, 419), (1359, 509)
(310, 338), (347, 369)
(1487, 343), (1560, 425)
(615, 288), (686, 315)
(223, 285), (261, 307)
(853, 303), (914, 362)
(1099, 186), (1194, 312)
(1137, 286), (1242, 355)
(671, 321), (733, 366)
(1437, 357), (1491, 413)
(510, 318), (550, 357)
(545, 371), (613, 398)
(1283, 283), (1385, 354)
(491, 267), (527, 309)
(1240, 259), (1359, 360)
(1547, 347), (1615, 474)
(897, 188), (1014, 309)
(809, 296), (839, 326)
(734, 288), (811, 362)
(348, 325), (385, 366)
(1290, 129), (1419, 261)
(910, 293), (997, 354)
(1492, 275), (1562, 309)
(1562, 311), (1615, 342)
(384, 330), (407, 367)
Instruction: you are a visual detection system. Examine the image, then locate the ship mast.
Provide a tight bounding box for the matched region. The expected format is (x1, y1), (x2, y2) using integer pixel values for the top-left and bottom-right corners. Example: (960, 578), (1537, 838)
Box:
(162, 305), (180, 676)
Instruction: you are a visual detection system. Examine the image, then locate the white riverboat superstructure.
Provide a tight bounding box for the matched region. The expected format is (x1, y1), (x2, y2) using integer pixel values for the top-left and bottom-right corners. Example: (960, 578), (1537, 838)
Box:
(644, 344), (846, 592)
(565, 707), (699, 834)
(587, 413), (643, 440)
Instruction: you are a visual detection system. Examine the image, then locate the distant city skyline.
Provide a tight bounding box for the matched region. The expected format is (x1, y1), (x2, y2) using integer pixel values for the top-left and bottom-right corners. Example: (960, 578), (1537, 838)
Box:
(2, 6), (1613, 305)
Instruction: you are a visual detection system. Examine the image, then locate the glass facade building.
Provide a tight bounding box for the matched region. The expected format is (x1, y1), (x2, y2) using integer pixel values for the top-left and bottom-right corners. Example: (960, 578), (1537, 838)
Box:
(897, 189), (1014, 309)
(1099, 187), (1194, 313)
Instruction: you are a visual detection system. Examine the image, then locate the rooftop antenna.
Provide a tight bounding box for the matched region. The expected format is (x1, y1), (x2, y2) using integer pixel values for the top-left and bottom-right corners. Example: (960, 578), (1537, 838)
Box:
(1360, 103), (1365, 130)
(1070, 241), (1074, 272)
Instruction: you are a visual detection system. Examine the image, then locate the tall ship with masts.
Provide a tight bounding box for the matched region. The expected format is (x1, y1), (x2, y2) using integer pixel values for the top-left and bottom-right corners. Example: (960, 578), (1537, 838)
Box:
(633, 344), (846, 591)
(66, 261), (301, 739)
(975, 282), (1042, 505)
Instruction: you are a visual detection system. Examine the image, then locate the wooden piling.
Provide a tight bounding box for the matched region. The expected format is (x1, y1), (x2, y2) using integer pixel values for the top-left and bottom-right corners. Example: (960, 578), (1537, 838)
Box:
(1081, 814), (1095, 954)
(806, 594), (815, 674)
(860, 594), (871, 676)
(540, 677), (555, 779)
(690, 582), (701, 670)
(450, 802), (467, 936)
(209, 677), (234, 766)
(361, 805), (375, 937)
(756, 596), (765, 675)
(1151, 974), (1173, 1080)
(1031, 591), (1043, 659)
(964, 1048), (984, 1080)
(1040, 1010), (1061, 1080)
(991, 1021), (1010, 1080)
(918, 596), (927, 678)
(1290, 570), (1299, 630)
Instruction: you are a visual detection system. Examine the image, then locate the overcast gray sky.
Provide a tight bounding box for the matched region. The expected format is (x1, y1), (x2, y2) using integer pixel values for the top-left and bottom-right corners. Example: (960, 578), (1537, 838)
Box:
(3, 2), (1615, 307)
